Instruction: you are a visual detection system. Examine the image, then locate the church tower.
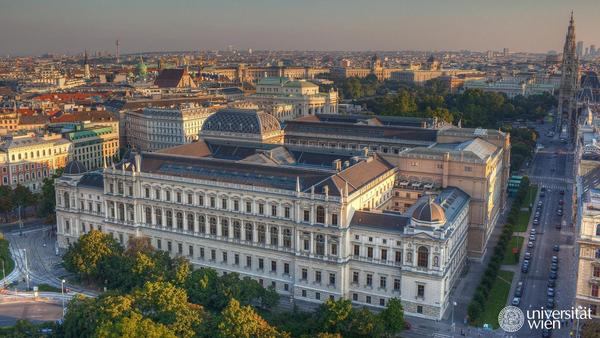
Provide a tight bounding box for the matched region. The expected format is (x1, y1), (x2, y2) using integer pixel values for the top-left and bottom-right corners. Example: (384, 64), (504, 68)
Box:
(557, 11), (579, 139)
(83, 50), (91, 79)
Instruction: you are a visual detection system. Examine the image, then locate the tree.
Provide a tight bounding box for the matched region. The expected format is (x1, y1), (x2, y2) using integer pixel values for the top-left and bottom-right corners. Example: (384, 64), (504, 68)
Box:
(379, 298), (404, 337)
(133, 281), (203, 338)
(62, 296), (103, 338)
(0, 186), (13, 222)
(318, 298), (353, 334)
(346, 307), (384, 338)
(95, 311), (177, 338)
(13, 184), (35, 217)
(216, 298), (285, 338)
(63, 230), (123, 280)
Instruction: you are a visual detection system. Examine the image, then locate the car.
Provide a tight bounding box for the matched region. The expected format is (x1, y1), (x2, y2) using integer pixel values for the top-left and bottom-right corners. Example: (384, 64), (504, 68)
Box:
(524, 252), (532, 260)
(512, 297), (521, 306)
(538, 201), (543, 206)
(551, 263), (558, 272)
(553, 245), (560, 252)
(521, 264), (529, 273)
(560, 190), (565, 195)
(533, 218), (540, 225)
(515, 286), (523, 297)
(541, 187), (547, 192)
(540, 192), (546, 198)
(549, 271), (557, 280)
(547, 288), (555, 297)
(546, 298), (555, 309)
(535, 211), (541, 217)
(528, 241), (534, 248)
(547, 279), (555, 287)
(552, 256), (558, 263)
(530, 235), (536, 241)
(559, 200), (564, 205)
(531, 229), (537, 235)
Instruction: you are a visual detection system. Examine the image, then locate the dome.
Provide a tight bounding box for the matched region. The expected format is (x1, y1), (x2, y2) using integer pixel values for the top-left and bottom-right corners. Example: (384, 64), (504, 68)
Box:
(201, 108), (281, 135)
(411, 197), (446, 224)
(136, 57), (147, 77)
(64, 160), (87, 175)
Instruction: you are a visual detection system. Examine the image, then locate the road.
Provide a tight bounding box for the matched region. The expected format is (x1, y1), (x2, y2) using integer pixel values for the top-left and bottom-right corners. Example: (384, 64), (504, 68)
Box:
(0, 301), (63, 326)
(511, 122), (578, 337)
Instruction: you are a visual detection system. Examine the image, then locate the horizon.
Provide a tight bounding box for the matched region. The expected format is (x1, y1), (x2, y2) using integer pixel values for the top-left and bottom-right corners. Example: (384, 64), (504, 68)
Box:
(1, 0), (599, 56)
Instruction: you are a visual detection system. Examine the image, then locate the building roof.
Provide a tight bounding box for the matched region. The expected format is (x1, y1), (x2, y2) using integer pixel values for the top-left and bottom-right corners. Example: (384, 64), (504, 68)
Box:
(77, 172), (104, 188)
(64, 160), (87, 175)
(350, 210), (409, 233)
(154, 68), (193, 88)
(201, 108), (281, 135)
(157, 141), (212, 157)
(411, 198), (446, 223)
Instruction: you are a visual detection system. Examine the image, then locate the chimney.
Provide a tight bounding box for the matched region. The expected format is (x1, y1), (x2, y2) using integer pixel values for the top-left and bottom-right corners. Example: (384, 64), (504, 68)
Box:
(344, 160), (350, 168)
(323, 185), (329, 197)
(332, 159), (342, 171)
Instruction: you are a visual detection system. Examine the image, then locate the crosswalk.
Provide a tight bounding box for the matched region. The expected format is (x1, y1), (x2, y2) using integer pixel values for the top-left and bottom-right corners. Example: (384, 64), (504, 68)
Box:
(528, 176), (573, 185)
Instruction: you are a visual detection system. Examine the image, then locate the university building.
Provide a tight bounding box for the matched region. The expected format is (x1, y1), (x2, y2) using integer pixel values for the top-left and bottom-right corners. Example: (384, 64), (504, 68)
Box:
(56, 109), (473, 320)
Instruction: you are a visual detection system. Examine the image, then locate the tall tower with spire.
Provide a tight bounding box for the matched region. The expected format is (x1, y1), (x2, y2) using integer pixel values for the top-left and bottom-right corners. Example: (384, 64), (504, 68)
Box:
(557, 11), (579, 139)
(83, 50), (90, 79)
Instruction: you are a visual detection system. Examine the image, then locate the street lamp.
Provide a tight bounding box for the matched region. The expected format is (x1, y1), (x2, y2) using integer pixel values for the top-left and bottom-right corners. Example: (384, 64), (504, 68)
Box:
(61, 279), (66, 318)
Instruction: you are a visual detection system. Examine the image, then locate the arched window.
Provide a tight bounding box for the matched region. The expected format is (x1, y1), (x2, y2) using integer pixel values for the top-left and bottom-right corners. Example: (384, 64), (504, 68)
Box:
(198, 215), (205, 233)
(316, 234), (325, 255)
(221, 219), (229, 237)
(176, 212), (183, 230)
(316, 206), (325, 224)
(270, 227), (278, 246)
(155, 208), (162, 226)
(245, 223), (253, 241)
(145, 207), (152, 224)
(233, 221), (241, 239)
(209, 217), (217, 235)
(417, 246), (429, 268)
(258, 224), (266, 243)
(166, 210), (172, 227)
(187, 213), (194, 230)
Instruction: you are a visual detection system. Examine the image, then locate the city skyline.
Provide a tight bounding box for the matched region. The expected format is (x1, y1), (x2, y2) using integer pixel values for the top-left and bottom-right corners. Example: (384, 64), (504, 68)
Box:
(1, 0), (600, 56)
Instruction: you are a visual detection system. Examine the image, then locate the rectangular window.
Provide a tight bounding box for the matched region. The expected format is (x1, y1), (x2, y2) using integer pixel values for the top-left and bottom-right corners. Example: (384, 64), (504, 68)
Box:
(210, 197), (215, 208)
(381, 249), (387, 262)
(354, 245), (360, 256)
(367, 247), (373, 258)
(222, 198), (227, 209)
(366, 274), (372, 286)
(167, 241), (172, 252)
(188, 245), (193, 257)
(594, 266), (600, 278)
(234, 254), (239, 265)
(301, 268), (308, 280)
(176, 192), (182, 203)
(353, 272), (359, 283)
(380, 276), (387, 289)
(331, 213), (338, 226)
(177, 243), (182, 255)
(329, 273), (335, 286)
(258, 258), (264, 270)
(315, 292), (320, 300)
(303, 210), (310, 222)
(246, 201), (252, 213)
(271, 260), (277, 272)
(284, 263), (290, 274)
(234, 200), (239, 211)
(199, 195), (204, 206)
(271, 205), (277, 217)
(246, 256), (252, 268)
(222, 252), (228, 263)
(394, 279), (400, 291)
(200, 248), (204, 259)
(366, 296), (371, 304)
(258, 203), (264, 215)
(315, 271), (321, 283)
(145, 188), (150, 198)
(395, 251), (402, 263)
(417, 284), (425, 298)
(157, 239), (162, 250)
(187, 194), (193, 204)
(593, 285), (599, 298)
(210, 249), (216, 261)
(284, 206), (290, 218)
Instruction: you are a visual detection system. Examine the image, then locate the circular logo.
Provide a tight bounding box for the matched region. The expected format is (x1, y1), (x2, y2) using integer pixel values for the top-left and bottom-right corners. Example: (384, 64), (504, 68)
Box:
(498, 306), (525, 332)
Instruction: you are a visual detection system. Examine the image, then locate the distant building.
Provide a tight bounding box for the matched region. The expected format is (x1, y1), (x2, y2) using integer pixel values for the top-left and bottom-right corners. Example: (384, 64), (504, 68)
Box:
(154, 68), (196, 88)
(126, 104), (214, 152)
(576, 187), (600, 317)
(200, 108), (284, 144)
(0, 132), (71, 191)
(60, 123), (120, 170)
(463, 78), (557, 98)
(330, 55), (403, 81)
(206, 64), (328, 83)
(247, 77), (338, 118)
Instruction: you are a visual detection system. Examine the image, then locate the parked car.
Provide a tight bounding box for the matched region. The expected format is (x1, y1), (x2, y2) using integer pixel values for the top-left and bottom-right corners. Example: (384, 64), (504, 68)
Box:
(546, 298), (555, 309)
(529, 235), (536, 242)
(524, 252), (532, 260)
(553, 245), (560, 252)
(547, 279), (555, 287)
(521, 264), (529, 273)
(552, 256), (558, 264)
(528, 241), (534, 249)
(541, 328), (552, 337)
(512, 297), (521, 306)
(551, 263), (558, 272)
(541, 187), (547, 192)
(549, 271), (557, 280)
(560, 190), (565, 195)
(531, 229), (536, 235)
(547, 288), (555, 297)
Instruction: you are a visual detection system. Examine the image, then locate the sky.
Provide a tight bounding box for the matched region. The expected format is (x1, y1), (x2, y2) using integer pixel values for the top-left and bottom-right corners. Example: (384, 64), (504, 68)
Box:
(1, 0), (599, 56)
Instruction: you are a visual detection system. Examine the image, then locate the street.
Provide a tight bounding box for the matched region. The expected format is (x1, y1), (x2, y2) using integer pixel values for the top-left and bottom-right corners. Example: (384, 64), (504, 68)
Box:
(510, 122), (578, 337)
(0, 301), (63, 326)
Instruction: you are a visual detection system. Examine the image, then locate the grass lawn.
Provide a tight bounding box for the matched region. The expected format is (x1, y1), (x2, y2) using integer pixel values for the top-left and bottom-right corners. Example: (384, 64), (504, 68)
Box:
(36, 283), (62, 292)
(474, 270), (514, 328)
(0, 238), (14, 281)
(514, 211), (531, 232)
(526, 186), (538, 205)
(503, 236), (524, 264)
